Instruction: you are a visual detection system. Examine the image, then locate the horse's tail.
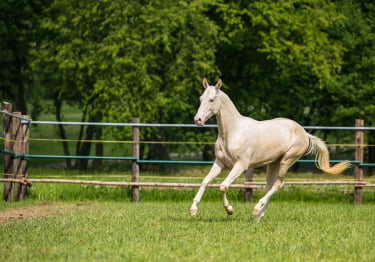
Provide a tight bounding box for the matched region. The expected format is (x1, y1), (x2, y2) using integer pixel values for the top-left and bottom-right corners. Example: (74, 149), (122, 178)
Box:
(306, 134), (350, 175)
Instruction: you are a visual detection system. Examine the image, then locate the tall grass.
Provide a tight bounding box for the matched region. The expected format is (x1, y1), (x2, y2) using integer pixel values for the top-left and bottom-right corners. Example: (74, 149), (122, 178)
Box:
(1, 168), (373, 203)
(25, 183), (375, 203)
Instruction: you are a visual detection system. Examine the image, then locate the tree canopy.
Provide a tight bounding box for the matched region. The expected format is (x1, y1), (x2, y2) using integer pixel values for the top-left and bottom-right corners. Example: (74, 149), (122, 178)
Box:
(217, 0), (347, 124)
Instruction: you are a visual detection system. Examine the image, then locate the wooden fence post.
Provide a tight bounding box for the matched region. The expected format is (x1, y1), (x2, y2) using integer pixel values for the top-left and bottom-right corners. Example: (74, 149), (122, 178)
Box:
(13, 112), (23, 201)
(245, 168), (253, 202)
(3, 102), (13, 202)
(19, 115), (30, 200)
(354, 119), (364, 204)
(131, 118), (140, 202)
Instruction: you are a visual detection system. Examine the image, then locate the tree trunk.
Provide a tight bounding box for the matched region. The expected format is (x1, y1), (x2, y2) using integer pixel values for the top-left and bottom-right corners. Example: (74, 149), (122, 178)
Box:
(74, 124), (94, 170)
(54, 98), (72, 169)
(76, 108), (87, 156)
(12, 44), (27, 115)
(92, 127), (103, 170)
(144, 127), (170, 172)
(202, 144), (214, 161)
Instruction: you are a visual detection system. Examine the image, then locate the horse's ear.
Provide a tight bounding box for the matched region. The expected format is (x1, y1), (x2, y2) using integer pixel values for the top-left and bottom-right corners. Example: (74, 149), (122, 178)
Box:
(203, 78), (209, 89)
(215, 79), (222, 90)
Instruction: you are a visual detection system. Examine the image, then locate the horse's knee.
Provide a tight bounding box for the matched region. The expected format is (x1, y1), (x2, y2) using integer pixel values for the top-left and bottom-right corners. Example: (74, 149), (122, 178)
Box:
(220, 184), (228, 192)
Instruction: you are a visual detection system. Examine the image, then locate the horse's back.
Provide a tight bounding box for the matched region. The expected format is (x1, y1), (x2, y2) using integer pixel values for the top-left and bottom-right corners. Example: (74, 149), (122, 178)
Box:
(242, 117), (305, 136)
(263, 117), (305, 132)
(239, 117), (308, 166)
(216, 116), (308, 168)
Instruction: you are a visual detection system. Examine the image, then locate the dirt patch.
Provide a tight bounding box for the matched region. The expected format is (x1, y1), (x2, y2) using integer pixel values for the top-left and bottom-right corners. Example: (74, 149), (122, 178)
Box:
(0, 202), (85, 224)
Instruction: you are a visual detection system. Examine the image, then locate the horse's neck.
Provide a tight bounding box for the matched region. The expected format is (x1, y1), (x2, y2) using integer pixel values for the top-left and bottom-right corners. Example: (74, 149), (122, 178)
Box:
(216, 92), (243, 138)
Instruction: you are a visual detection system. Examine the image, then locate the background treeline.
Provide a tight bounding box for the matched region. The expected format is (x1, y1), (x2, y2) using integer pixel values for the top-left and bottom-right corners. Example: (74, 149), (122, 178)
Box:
(0, 0), (374, 170)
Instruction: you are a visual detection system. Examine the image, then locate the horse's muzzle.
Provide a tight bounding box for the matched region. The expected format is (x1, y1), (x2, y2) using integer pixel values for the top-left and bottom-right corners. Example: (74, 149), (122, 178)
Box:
(194, 117), (204, 126)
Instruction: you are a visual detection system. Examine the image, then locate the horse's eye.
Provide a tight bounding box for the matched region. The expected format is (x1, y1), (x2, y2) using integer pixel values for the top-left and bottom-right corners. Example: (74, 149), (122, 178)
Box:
(209, 98), (214, 102)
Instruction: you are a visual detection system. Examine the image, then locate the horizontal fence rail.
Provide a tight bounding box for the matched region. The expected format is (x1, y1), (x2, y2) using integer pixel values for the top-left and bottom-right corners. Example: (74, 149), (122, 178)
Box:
(18, 119), (375, 131)
(0, 178), (373, 188)
(0, 109), (32, 121)
(0, 178), (258, 189)
(1, 150), (374, 167)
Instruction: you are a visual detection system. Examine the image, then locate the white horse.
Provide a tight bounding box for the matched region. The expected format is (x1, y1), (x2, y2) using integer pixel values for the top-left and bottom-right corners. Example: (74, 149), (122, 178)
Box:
(190, 79), (350, 222)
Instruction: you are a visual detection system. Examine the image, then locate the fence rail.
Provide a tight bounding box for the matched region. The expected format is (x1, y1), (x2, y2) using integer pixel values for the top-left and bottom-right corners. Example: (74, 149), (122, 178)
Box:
(1, 102), (374, 203)
(16, 119), (375, 130)
(0, 178), (373, 188)
(3, 151), (374, 167)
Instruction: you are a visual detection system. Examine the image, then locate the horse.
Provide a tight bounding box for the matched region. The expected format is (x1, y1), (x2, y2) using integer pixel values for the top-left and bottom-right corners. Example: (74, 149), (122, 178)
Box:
(190, 78), (350, 222)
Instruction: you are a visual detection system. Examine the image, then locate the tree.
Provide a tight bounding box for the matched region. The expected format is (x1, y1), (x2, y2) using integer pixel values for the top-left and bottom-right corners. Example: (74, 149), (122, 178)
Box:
(216, 0), (346, 125)
(329, 0), (375, 173)
(13, 0), (375, 172)
(31, 0), (220, 168)
(102, 1), (221, 162)
(0, 0), (49, 115)
(214, 0), (374, 173)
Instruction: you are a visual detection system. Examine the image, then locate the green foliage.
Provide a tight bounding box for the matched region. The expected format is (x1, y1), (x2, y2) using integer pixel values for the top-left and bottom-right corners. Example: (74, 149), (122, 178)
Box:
(329, 1), (375, 126)
(0, 0), (46, 115)
(30, 0), (221, 159)
(31, 0), (219, 121)
(6, 0), (375, 126)
(217, 0), (347, 124)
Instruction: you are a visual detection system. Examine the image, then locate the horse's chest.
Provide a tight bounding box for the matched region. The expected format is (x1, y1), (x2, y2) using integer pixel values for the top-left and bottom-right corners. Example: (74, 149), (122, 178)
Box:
(215, 138), (240, 167)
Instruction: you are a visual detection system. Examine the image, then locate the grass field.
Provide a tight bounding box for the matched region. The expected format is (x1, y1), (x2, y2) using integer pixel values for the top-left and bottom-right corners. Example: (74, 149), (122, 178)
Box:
(0, 200), (374, 261)
(1, 170), (375, 261)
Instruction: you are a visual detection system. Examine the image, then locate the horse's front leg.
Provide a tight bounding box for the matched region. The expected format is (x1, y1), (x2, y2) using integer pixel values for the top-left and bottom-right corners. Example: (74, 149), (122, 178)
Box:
(220, 163), (246, 215)
(190, 161), (223, 216)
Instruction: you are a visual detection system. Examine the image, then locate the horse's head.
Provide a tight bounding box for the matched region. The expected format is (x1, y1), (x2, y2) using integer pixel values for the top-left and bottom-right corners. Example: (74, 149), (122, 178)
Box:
(194, 78), (222, 126)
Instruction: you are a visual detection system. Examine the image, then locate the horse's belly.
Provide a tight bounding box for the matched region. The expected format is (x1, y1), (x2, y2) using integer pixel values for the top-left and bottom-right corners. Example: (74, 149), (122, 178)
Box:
(249, 155), (282, 168)
(247, 142), (285, 165)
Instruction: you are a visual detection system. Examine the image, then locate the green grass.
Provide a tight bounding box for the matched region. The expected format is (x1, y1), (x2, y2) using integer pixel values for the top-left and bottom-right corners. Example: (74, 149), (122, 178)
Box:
(24, 183), (375, 203)
(1, 170), (374, 261)
(0, 201), (374, 261)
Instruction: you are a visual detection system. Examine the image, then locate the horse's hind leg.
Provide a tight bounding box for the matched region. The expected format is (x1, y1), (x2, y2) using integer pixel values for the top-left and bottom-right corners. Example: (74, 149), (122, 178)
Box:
(190, 161), (223, 216)
(252, 161), (281, 221)
(253, 157), (296, 222)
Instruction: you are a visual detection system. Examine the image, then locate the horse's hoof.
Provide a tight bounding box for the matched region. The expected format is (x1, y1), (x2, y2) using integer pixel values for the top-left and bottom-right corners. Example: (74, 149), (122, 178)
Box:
(253, 212), (265, 222)
(252, 208), (260, 216)
(190, 208), (198, 216)
(252, 201), (265, 216)
(226, 206), (234, 215)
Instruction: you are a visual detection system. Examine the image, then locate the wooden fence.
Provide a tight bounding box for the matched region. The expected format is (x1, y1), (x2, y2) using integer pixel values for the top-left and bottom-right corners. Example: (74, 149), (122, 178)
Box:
(1, 102), (31, 201)
(1, 102), (374, 203)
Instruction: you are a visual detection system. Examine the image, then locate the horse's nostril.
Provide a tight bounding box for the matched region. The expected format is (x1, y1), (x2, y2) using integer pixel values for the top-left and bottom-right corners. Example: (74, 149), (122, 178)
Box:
(195, 117), (203, 125)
